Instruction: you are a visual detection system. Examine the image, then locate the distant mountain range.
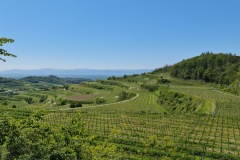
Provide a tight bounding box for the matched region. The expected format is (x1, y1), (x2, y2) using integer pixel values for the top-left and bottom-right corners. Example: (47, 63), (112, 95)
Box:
(0, 68), (153, 79)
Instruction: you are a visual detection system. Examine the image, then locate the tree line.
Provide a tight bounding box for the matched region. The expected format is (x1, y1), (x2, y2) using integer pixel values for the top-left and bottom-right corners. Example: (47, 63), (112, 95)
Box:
(154, 52), (240, 85)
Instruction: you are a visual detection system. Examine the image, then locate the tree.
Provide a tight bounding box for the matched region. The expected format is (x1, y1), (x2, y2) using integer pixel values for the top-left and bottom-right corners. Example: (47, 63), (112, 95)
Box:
(25, 97), (33, 104)
(70, 102), (82, 108)
(0, 37), (16, 62)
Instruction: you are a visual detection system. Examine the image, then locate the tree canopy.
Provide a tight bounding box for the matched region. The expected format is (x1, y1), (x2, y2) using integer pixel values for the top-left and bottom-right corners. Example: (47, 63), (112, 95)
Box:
(154, 52), (240, 85)
(0, 37), (16, 62)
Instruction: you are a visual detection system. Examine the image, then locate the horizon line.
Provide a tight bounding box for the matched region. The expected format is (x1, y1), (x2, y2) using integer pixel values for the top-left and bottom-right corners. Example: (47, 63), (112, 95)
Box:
(0, 68), (154, 72)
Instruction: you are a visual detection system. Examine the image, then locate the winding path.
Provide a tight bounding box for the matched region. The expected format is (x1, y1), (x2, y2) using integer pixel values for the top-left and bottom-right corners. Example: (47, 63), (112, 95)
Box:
(55, 93), (139, 111)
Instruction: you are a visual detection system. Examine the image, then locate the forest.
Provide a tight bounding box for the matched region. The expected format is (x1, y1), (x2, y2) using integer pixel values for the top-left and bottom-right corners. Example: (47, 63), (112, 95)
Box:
(154, 52), (240, 95)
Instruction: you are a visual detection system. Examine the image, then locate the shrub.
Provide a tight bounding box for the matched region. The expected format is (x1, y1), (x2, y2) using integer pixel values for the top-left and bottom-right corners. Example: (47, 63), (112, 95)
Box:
(141, 84), (159, 92)
(157, 77), (170, 84)
(39, 95), (48, 103)
(70, 102), (82, 108)
(25, 97), (33, 104)
(117, 91), (136, 101)
(60, 99), (67, 105)
(2, 100), (8, 106)
(96, 98), (106, 104)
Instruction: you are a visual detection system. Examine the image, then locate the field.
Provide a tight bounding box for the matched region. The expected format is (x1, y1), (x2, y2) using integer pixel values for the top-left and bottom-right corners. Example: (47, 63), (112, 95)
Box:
(1, 74), (240, 159)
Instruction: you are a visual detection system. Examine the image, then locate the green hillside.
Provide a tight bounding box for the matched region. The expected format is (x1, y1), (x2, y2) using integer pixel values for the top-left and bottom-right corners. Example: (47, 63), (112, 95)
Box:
(154, 52), (240, 95)
(20, 75), (91, 85)
(1, 56), (240, 159)
(0, 77), (24, 89)
(155, 52), (240, 84)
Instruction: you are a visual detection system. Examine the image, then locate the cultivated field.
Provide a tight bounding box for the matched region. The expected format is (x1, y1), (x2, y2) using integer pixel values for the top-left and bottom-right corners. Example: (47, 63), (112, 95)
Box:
(1, 74), (240, 159)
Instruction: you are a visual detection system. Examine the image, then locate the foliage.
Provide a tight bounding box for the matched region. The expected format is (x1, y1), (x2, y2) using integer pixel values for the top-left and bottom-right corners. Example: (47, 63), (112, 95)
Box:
(0, 37), (16, 62)
(96, 98), (106, 104)
(98, 80), (129, 89)
(81, 83), (113, 91)
(152, 64), (172, 73)
(60, 99), (67, 105)
(169, 52), (240, 85)
(157, 76), (170, 84)
(0, 111), (123, 159)
(39, 95), (48, 103)
(141, 84), (159, 92)
(24, 97), (34, 104)
(0, 77), (24, 90)
(226, 78), (240, 95)
(20, 75), (90, 85)
(0, 112), (86, 159)
(117, 91), (136, 101)
(2, 101), (8, 106)
(70, 102), (82, 108)
(1, 57), (240, 159)
(107, 76), (117, 80)
(157, 86), (212, 114)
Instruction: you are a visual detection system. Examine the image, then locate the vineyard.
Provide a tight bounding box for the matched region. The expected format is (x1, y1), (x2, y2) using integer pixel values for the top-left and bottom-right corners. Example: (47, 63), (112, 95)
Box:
(1, 74), (240, 159)
(42, 111), (240, 159)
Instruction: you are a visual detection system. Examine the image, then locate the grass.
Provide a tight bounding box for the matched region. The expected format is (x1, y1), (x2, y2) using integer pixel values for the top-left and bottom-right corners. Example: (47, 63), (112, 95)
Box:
(198, 99), (216, 115)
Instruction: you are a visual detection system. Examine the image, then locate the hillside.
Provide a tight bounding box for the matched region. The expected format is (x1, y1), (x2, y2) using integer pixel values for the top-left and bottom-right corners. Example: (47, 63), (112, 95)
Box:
(154, 52), (240, 84)
(0, 77), (24, 89)
(20, 75), (91, 85)
(153, 52), (240, 95)
(172, 52), (240, 84)
(1, 57), (240, 159)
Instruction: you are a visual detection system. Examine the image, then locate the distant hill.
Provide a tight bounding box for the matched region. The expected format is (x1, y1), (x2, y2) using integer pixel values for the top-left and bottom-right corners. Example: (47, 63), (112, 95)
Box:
(154, 52), (240, 85)
(0, 68), (152, 79)
(20, 75), (91, 85)
(0, 77), (24, 89)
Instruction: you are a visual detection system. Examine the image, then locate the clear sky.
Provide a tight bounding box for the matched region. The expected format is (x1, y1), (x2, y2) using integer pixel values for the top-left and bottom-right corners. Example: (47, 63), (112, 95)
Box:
(1, 0), (240, 71)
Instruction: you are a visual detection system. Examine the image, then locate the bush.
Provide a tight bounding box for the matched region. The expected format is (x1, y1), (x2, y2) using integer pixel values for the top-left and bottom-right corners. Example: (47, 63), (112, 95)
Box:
(12, 104), (17, 108)
(158, 77), (170, 84)
(117, 91), (136, 101)
(39, 95), (48, 103)
(25, 97), (33, 104)
(157, 88), (205, 114)
(60, 99), (67, 105)
(70, 102), (82, 108)
(96, 98), (106, 104)
(141, 84), (159, 92)
(2, 100), (8, 106)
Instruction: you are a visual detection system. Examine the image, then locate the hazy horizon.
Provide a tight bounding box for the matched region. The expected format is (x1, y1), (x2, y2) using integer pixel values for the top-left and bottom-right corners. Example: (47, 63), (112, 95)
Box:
(0, 68), (153, 79)
(0, 68), (153, 72)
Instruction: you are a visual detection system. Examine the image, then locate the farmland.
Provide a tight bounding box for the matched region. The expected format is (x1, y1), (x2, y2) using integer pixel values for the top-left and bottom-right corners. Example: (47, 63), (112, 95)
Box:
(1, 72), (240, 159)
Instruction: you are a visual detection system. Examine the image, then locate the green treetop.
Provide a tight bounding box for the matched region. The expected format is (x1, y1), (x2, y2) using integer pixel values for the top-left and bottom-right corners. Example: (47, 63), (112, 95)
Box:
(0, 37), (16, 62)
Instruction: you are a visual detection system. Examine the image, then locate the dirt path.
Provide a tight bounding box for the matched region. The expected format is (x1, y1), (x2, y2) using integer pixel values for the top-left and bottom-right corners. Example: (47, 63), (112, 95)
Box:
(212, 88), (240, 98)
(56, 93), (139, 111)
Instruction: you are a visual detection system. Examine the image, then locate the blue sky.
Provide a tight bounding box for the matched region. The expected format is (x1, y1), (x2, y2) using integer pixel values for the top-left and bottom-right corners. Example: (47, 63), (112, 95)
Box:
(1, 0), (240, 70)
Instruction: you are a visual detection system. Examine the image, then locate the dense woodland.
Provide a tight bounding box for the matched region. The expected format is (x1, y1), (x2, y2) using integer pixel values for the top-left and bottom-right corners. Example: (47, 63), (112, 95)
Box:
(154, 52), (240, 95)
(155, 52), (240, 84)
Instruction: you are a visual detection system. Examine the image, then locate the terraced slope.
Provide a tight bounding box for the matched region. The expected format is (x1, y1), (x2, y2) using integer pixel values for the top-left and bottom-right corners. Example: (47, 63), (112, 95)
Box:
(1, 73), (240, 159)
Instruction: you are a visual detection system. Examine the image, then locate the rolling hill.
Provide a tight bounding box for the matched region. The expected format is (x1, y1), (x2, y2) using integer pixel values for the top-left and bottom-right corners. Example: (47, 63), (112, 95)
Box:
(1, 53), (240, 159)
(20, 75), (91, 85)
